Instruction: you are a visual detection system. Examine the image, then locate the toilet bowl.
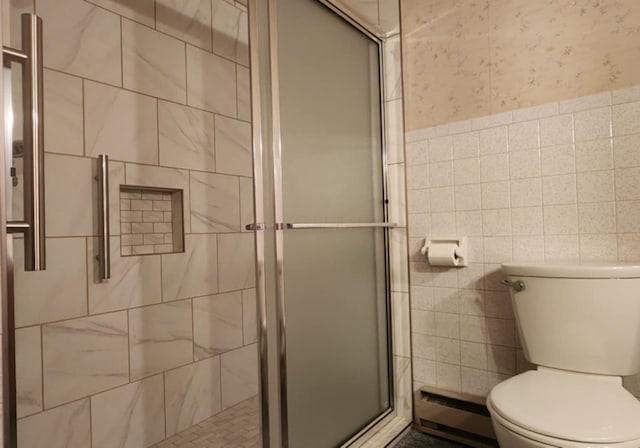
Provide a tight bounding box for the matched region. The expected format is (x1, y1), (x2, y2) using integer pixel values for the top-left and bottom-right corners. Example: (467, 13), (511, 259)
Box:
(487, 263), (640, 448)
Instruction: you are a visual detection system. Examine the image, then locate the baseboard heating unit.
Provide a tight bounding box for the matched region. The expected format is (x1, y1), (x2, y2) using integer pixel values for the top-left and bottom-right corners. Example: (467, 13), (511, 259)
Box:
(414, 386), (499, 448)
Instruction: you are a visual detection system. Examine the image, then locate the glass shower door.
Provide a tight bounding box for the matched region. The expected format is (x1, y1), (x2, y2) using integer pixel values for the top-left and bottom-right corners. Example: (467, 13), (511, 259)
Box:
(274, 0), (392, 446)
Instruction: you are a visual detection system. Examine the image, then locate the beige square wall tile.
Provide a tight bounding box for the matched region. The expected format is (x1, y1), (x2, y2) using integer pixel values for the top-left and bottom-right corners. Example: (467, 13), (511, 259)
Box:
(187, 44), (237, 116)
(159, 101), (216, 172)
(15, 238), (87, 327)
(193, 291), (243, 359)
(217, 233), (256, 292)
(129, 301), (193, 380)
(91, 375), (165, 448)
(156, 0), (213, 51)
(85, 0), (155, 27)
(190, 171), (240, 233)
(43, 69), (83, 156)
(45, 154), (93, 236)
(17, 399), (90, 448)
(211, 0), (249, 65)
(38, 0), (121, 85)
(215, 115), (252, 177)
(43, 312), (129, 408)
(162, 234), (219, 301)
(164, 357), (221, 436)
(85, 81), (158, 164)
(122, 19), (187, 103)
(88, 237), (162, 314)
(221, 344), (258, 409)
(16, 326), (42, 418)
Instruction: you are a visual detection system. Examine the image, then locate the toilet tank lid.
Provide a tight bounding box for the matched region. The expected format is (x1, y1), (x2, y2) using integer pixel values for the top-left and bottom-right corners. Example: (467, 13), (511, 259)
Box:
(489, 370), (640, 443)
(502, 262), (640, 278)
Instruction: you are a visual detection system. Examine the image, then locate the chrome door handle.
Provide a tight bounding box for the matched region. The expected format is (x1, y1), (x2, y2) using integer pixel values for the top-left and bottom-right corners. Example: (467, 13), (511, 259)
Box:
(96, 155), (110, 280)
(4, 14), (45, 271)
(500, 279), (526, 292)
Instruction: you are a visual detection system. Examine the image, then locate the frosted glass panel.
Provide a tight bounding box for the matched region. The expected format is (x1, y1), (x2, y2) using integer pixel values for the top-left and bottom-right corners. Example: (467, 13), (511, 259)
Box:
(283, 229), (389, 448)
(277, 0), (390, 446)
(278, 0), (383, 224)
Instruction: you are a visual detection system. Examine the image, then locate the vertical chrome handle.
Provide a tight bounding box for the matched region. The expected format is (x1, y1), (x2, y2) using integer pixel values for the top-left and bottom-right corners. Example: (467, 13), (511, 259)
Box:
(4, 14), (45, 271)
(96, 155), (110, 280)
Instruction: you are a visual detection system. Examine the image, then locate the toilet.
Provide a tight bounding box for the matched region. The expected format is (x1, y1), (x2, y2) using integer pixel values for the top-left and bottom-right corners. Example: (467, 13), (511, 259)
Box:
(487, 263), (640, 448)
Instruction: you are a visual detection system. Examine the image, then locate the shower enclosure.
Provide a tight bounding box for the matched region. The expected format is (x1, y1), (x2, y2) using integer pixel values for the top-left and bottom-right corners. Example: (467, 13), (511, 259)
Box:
(0, 0), (410, 447)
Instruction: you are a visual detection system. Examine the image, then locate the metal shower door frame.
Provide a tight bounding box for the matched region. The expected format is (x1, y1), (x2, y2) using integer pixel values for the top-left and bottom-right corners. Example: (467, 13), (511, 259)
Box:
(248, 1), (395, 447)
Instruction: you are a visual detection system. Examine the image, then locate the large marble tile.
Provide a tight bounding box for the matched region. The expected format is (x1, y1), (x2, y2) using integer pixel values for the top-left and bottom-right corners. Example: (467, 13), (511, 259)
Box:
(88, 236), (162, 314)
(37, 0), (121, 86)
(217, 233), (255, 292)
(16, 326), (42, 418)
(162, 234), (218, 301)
(15, 237), (87, 327)
(91, 375), (165, 448)
(190, 171), (240, 232)
(340, 0), (379, 28)
(240, 176), (254, 233)
(17, 399), (90, 448)
(401, 0), (491, 130)
(85, 81), (158, 164)
(156, 0), (213, 51)
(211, 0), (249, 66)
(242, 288), (257, 344)
(193, 291), (243, 359)
(45, 154), (93, 236)
(237, 65), (251, 122)
(85, 0), (155, 27)
(383, 35), (402, 101)
(164, 357), (222, 436)
(125, 163), (190, 231)
(215, 115), (252, 176)
(158, 101), (216, 172)
(122, 19), (187, 103)
(220, 344), (258, 409)
(187, 44), (237, 116)
(43, 69), (83, 156)
(394, 355), (413, 421)
(379, 0), (400, 36)
(42, 312), (129, 408)
(129, 301), (193, 380)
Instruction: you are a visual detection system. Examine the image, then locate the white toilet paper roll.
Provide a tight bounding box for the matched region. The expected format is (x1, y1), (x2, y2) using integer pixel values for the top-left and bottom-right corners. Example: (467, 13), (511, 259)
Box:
(427, 243), (460, 267)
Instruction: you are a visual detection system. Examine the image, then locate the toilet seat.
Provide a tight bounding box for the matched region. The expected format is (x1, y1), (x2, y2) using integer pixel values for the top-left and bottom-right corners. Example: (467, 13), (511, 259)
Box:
(488, 369), (640, 445)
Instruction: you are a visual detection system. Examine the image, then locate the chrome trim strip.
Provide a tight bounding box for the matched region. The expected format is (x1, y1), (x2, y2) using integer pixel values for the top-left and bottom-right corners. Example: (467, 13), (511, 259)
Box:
(266, 0), (289, 445)
(96, 154), (110, 280)
(248, 0), (271, 446)
(1, 30), (18, 448)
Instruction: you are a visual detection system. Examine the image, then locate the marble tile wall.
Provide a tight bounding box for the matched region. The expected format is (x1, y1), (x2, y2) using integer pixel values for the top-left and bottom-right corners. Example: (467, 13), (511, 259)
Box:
(9, 0), (258, 447)
(405, 85), (640, 400)
(401, 0), (640, 131)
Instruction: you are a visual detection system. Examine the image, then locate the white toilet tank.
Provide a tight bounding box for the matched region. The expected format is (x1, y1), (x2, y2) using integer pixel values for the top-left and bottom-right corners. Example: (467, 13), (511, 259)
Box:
(502, 263), (640, 376)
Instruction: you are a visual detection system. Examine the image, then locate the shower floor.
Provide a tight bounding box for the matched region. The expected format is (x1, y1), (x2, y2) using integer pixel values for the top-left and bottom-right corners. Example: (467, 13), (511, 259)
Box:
(152, 396), (260, 448)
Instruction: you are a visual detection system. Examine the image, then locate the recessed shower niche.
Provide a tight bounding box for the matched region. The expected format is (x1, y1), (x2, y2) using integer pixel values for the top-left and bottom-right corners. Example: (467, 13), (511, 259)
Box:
(119, 186), (185, 256)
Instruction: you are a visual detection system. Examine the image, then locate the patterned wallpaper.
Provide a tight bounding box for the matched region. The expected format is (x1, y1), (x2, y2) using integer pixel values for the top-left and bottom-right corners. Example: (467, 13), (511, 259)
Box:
(401, 0), (640, 130)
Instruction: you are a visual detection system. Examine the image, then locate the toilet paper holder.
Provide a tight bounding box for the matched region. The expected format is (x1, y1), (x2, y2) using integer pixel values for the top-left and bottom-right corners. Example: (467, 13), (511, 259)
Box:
(420, 237), (468, 267)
